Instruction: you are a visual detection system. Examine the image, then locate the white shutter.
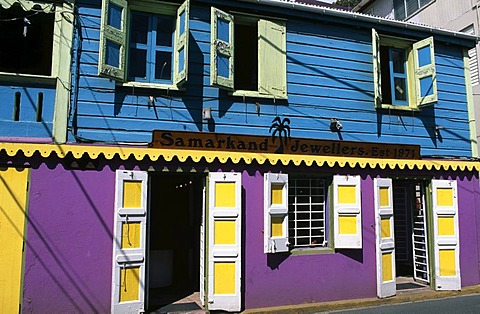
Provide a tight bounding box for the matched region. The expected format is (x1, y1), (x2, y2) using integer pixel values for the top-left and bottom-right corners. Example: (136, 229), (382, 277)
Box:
(374, 178), (396, 298)
(210, 7), (234, 90)
(333, 175), (362, 249)
(413, 36), (437, 107)
(207, 172), (242, 312)
(174, 0), (189, 86)
(111, 170), (148, 313)
(462, 25), (479, 86)
(264, 173), (289, 253)
(200, 178), (206, 306)
(372, 28), (382, 107)
(432, 179), (460, 291)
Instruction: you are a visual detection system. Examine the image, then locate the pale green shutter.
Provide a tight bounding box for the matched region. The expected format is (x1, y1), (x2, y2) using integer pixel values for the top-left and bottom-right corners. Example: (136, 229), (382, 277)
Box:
(413, 36), (437, 107)
(258, 19), (287, 99)
(174, 0), (189, 86)
(264, 173), (289, 253)
(99, 0), (127, 81)
(333, 175), (362, 249)
(210, 7), (234, 90)
(372, 28), (382, 108)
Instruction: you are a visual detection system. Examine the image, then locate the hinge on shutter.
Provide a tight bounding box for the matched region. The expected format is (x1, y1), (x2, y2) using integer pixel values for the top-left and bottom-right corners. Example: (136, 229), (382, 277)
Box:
(26, 181), (29, 192)
(271, 26), (285, 34)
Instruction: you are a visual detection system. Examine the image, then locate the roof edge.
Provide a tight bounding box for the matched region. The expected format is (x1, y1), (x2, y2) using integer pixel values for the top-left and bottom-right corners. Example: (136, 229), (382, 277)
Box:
(237, 0), (479, 43)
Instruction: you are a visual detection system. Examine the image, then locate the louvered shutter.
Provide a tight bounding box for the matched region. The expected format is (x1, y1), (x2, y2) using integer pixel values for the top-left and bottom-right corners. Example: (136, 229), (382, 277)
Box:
(264, 173), (289, 253)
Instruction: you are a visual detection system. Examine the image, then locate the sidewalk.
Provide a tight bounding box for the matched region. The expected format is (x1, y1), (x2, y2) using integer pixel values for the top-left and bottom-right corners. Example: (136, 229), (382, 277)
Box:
(243, 285), (480, 314)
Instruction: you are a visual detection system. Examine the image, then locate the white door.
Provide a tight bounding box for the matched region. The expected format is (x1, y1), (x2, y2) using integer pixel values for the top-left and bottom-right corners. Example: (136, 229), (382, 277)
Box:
(374, 178), (396, 298)
(111, 170), (148, 313)
(207, 172), (242, 312)
(432, 179), (460, 290)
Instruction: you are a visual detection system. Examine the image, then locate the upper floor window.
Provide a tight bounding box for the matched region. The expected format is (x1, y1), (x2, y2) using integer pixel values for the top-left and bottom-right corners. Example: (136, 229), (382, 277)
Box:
(99, 0), (189, 89)
(373, 29), (437, 110)
(393, 0), (432, 20)
(0, 1), (55, 76)
(210, 7), (287, 100)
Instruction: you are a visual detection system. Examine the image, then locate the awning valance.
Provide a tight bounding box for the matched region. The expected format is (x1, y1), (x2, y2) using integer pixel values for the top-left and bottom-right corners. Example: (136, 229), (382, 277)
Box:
(1, 142), (479, 171)
(0, 0), (55, 13)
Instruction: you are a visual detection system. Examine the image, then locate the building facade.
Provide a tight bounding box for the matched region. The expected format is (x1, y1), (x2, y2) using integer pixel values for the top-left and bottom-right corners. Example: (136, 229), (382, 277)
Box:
(354, 0), (480, 156)
(1, 0), (480, 312)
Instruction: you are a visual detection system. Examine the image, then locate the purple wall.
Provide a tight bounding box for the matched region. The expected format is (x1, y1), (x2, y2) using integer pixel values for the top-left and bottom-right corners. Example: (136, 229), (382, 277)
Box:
(18, 161), (480, 311)
(243, 171), (377, 309)
(458, 174), (480, 287)
(22, 163), (115, 313)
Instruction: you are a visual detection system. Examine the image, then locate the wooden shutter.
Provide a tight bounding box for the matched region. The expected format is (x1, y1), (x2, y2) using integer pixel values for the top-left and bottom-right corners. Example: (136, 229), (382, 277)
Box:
(99, 0), (127, 81)
(258, 19), (287, 99)
(112, 170), (148, 313)
(174, 0), (189, 86)
(0, 168), (29, 313)
(264, 173), (289, 253)
(200, 178), (206, 306)
(462, 25), (479, 86)
(207, 172), (242, 312)
(333, 175), (362, 249)
(432, 179), (460, 291)
(374, 178), (396, 298)
(372, 28), (382, 107)
(210, 7), (234, 90)
(413, 36), (437, 107)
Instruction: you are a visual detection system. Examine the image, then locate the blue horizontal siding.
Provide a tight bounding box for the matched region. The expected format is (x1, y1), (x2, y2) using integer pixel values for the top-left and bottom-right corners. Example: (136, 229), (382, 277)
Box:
(68, 0), (474, 157)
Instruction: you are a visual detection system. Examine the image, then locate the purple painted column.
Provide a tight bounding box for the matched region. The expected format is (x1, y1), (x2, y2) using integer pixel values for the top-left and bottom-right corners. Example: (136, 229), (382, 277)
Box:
(243, 171), (377, 309)
(22, 163), (115, 313)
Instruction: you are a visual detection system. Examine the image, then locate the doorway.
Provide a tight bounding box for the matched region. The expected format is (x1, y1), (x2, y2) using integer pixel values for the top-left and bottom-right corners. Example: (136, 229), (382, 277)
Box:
(392, 180), (430, 292)
(147, 173), (205, 313)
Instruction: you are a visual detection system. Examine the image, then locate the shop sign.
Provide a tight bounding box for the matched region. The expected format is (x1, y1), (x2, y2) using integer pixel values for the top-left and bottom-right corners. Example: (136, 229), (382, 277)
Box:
(151, 129), (420, 159)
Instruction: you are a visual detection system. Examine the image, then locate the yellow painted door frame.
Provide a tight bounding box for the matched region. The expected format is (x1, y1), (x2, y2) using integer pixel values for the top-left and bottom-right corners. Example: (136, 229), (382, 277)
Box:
(0, 167), (30, 312)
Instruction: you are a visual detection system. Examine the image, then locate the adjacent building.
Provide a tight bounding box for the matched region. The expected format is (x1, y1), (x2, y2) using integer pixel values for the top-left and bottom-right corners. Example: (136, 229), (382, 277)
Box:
(1, 0), (480, 312)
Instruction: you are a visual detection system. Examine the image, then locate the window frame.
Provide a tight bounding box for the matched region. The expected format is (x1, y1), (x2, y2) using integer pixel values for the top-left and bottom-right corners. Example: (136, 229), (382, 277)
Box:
(287, 175), (330, 250)
(99, 0), (189, 90)
(210, 7), (287, 100)
(0, 0), (74, 142)
(373, 29), (437, 110)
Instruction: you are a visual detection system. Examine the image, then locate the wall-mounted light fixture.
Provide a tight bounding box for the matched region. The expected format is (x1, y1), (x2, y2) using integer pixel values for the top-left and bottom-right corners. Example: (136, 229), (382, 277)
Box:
(203, 107), (212, 120)
(330, 118), (343, 132)
(435, 125), (444, 136)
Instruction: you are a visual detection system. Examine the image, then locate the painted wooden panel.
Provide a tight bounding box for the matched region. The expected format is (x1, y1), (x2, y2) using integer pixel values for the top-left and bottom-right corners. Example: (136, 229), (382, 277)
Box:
(0, 83), (56, 138)
(0, 168), (29, 313)
(69, 0), (474, 158)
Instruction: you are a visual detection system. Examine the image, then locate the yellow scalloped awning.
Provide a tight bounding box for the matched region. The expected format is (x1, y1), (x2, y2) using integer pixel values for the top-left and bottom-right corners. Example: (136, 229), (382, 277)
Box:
(1, 142), (479, 171)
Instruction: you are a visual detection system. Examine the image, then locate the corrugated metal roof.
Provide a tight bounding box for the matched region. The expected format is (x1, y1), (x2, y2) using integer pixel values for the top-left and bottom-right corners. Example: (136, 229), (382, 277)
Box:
(238, 0), (479, 43)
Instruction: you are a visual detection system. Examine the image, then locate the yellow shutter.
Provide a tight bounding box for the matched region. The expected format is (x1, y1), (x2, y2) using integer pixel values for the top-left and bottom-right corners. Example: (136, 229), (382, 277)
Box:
(264, 173), (289, 253)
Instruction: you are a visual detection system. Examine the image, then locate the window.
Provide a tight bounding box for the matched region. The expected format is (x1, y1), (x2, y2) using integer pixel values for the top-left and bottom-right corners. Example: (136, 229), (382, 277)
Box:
(393, 0), (432, 20)
(99, 0), (189, 89)
(210, 7), (287, 99)
(264, 173), (362, 253)
(461, 25), (479, 86)
(288, 177), (328, 248)
(373, 29), (437, 110)
(0, 1), (55, 76)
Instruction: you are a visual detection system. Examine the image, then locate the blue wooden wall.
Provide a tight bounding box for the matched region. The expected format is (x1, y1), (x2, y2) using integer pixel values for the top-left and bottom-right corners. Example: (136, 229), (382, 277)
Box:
(69, 0), (472, 157)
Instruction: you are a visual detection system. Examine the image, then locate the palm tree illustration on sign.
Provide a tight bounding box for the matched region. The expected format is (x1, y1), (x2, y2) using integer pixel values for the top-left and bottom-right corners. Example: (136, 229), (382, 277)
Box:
(269, 117), (291, 153)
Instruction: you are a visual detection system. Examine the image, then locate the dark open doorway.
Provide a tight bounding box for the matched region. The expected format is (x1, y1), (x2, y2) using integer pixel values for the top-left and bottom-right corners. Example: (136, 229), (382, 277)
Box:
(393, 180), (430, 291)
(147, 173), (205, 313)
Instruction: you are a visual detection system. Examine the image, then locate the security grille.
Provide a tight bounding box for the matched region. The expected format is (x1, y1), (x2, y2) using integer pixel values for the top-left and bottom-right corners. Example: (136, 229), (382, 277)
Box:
(288, 177), (326, 248)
